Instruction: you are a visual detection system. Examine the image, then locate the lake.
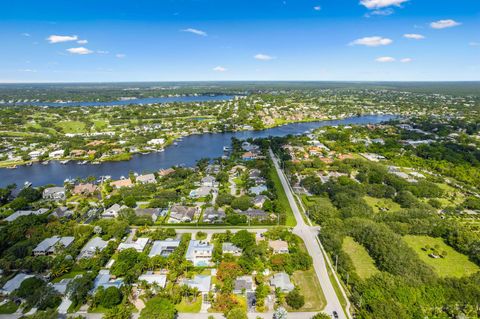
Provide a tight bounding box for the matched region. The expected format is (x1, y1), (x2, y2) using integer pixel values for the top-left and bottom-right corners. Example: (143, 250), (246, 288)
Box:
(4, 95), (235, 107)
(0, 115), (396, 187)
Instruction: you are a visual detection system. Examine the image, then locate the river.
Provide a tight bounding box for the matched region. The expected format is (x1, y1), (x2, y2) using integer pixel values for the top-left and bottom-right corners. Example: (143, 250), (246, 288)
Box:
(0, 115), (395, 187)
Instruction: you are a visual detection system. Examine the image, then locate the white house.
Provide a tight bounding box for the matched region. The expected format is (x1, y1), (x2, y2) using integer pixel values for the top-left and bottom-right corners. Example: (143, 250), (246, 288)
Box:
(43, 187), (66, 201)
(185, 240), (213, 266)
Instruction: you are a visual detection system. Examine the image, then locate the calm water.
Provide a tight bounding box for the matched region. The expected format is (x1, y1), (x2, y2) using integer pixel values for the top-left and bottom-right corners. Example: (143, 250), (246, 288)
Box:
(0, 115), (395, 187)
(5, 95), (234, 107)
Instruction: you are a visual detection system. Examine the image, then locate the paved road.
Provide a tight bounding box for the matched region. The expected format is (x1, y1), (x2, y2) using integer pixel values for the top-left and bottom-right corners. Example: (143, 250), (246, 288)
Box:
(269, 149), (350, 319)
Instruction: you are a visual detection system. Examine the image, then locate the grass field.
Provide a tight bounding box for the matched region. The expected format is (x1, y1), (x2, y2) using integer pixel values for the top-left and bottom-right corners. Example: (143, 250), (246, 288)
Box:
(342, 236), (380, 279)
(56, 120), (86, 134)
(176, 297), (202, 313)
(269, 164), (296, 227)
(364, 196), (401, 213)
(0, 301), (18, 314)
(403, 235), (480, 278)
(291, 268), (326, 312)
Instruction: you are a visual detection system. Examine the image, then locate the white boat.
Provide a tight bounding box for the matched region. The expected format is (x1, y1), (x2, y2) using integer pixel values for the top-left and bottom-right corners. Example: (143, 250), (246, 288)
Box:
(157, 148), (165, 152)
(60, 160), (70, 165)
(24, 181), (32, 188)
(42, 161), (49, 165)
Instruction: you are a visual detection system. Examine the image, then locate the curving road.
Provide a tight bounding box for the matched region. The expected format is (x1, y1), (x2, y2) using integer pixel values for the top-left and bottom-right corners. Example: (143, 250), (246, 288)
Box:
(269, 149), (350, 319)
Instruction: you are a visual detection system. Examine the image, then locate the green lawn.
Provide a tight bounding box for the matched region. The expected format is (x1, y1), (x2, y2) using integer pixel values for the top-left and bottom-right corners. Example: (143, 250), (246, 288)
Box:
(342, 236), (380, 279)
(93, 120), (108, 130)
(403, 235), (480, 278)
(291, 269), (326, 312)
(0, 301), (18, 314)
(176, 297), (202, 313)
(56, 121), (86, 134)
(269, 165), (296, 227)
(364, 196), (401, 213)
(51, 271), (85, 283)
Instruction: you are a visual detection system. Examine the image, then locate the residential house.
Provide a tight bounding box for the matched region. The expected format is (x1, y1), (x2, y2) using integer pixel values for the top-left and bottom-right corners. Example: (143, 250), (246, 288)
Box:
(110, 179), (133, 189)
(202, 207), (226, 223)
(234, 276), (255, 293)
(253, 195), (268, 208)
(118, 238), (149, 252)
(78, 237), (110, 259)
(147, 138), (165, 146)
(102, 203), (128, 219)
(72, 183), (98, 196)
(239, 208), (270, 221)
(269, 240), (289, 254)
(201, 176), (218, 187)
(181, 275), (211, 293)
(189, 186), (214, 198)
(249, 185), (268, 196)
(138, 272), (167, 288)
(134, 208), (164, 222)
(1, 273), (34, 295)
(92, 270), (124, 292)
(186, 240), (213, 266)
(4, 208), (49, 222)
(49, 150), (65, 158)
(33, 236), (74, 256)
(269, 272), (294, 292)
(222, 242), (242, 256)
(50, 206), (74, 219)
(149, 239), (181, 257)
(43, 187), (66, 201)
(136, 173), (156, 184)
(169, 205), (197, 223)
(242, 152), (255, 161)
(158, 168), (175, 177)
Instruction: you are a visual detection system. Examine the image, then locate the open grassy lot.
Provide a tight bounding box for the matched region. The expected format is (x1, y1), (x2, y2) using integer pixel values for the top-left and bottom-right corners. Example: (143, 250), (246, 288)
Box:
(342, 236), (380, 279)
(269, 165), (296, 227)
(364, 196), (401, 213)
(56, 120), (86, 134)
(176, 297), (202, 313)
(290, 268), (326, 312)
(0, 301), (18, 314)
(403, 235), (480, 278)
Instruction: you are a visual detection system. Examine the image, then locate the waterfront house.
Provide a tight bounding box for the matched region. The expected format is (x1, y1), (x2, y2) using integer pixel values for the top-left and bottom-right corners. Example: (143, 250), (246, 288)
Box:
(158, 168), (175, 177)
(136, 173), (156, 184)
(185, 240), (213, 266)
(110, 178), (133, 189)
(33, 236), (74, 256)
(43, 187), (66, 201)
(72, 183), (98, 196)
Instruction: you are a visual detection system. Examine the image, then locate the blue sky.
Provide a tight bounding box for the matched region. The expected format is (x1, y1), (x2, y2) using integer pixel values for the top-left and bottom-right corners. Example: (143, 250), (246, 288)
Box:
(0, 0), (479, 82)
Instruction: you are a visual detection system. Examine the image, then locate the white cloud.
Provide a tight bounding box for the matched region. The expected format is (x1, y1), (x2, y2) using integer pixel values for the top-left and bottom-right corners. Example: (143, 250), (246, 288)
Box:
(350, 36), (393, 47)
(254, 53), (275, 61)
(404, 33), (425, 40)
(360, 0), (408, 9)
(21, 33), (31, 37)
(97, 50), (110, 54)
(116, 54), (126, 58)
(181, 28), (207, 36)
(400, 58), (413, 63)
(213, 66), (227, 72)
(469, 42), (480, 47)
(313, 6), (321, 11)
(66, 47), (93, 55)
(367, 8), (394, 16)
(376, 56), (396, 62)
(47, 34), (79, 43)
(18, 69), (37, 72)
(77, 39), (88, 44)
(430, 19), (461, 29)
